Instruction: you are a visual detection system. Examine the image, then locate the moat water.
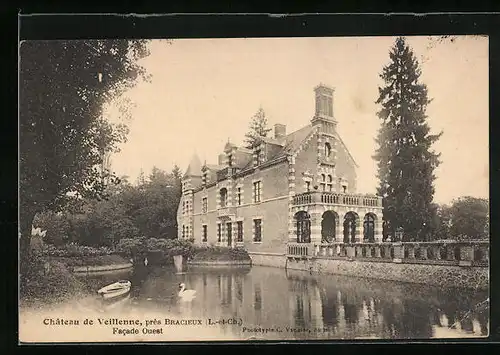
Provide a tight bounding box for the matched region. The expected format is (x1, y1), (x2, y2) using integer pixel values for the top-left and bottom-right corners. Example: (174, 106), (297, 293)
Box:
(19, 265), (489, 342)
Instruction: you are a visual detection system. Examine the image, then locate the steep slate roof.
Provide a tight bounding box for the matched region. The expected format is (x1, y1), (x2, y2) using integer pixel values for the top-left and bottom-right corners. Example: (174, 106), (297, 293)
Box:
(238, 124), (315, 172)
(183, 154), (202, 177)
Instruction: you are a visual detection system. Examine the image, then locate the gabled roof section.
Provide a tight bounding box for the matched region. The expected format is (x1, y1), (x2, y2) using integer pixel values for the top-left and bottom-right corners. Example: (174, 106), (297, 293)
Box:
(183, 154), (202, 177)
(238, 124), (315, 173)
(335, 133), (358, 168)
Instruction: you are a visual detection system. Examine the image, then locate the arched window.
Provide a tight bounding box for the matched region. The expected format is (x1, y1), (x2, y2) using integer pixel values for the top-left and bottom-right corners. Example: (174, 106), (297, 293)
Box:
(295, 211), (311, 243)
(325, 142), (332, 158)
(320, 174), (326, 192)
(327, 175), (333, 192)
(363, 214), (376, 242)
(220, 188), (228, 208)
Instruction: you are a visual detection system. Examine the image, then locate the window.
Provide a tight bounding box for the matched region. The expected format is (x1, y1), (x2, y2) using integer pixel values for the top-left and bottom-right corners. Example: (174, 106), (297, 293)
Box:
(327, 175), (333, 192)
(253, 181), (262, 203)
(202, 225), (208, 242)
(182, 225), (185, 238)
(182, 201), (185, 214)
(255, 149), (261, 165)
(342, 185), (347, 193)
(237, 221), (243, 242)
(325, 142), (332, 158)
(202, 197), (208, 213)
(253, 219), (262, 242)
(320, 174), (326, 192)
(217, 224), (222, 242)
(237, 188), (242, 205)
(220, 188), (228, 208)
(295, 211), (311, 243)
(228, 154), (233, 167)
(306, 181), (311, 192)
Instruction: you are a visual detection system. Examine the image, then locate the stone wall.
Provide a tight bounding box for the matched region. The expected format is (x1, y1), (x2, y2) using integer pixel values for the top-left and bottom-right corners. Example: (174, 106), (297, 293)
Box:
(285, 257), (489, 290)
(248, 252), (287, 268)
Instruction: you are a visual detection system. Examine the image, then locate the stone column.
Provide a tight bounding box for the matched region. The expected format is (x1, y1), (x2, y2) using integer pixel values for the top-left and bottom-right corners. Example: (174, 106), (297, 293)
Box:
(310, 212), (322, 244)
(336, 212), (345, 243)
(354, 217), (362, 243)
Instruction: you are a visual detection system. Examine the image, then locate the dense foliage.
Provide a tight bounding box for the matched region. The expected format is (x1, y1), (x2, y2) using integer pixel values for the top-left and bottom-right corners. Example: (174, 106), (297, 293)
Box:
(432, 197), (489, 241)
(190, 246), (251, 261)
(20, 40), (151, 270)
(34, 166), (182, 248)
(374, 37), (442, 241)
(243, 107), (272, 148)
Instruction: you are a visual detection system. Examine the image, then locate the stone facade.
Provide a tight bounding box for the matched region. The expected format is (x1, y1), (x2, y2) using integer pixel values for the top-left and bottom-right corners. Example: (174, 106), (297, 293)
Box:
(177, 83), (384, 255)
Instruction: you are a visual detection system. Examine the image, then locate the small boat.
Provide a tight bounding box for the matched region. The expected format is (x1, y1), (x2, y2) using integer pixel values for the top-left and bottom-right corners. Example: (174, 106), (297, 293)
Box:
(97, 280), (131, 300)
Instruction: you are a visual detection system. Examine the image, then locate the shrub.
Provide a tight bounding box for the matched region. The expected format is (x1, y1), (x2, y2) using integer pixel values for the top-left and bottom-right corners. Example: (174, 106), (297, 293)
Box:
(41, 242), (114, 257)
(20, 252), (85, 304)
(191, 245), (250, 261)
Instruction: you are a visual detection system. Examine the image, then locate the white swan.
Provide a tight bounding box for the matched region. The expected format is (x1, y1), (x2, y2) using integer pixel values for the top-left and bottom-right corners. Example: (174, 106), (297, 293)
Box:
(178, 283), (196, 302)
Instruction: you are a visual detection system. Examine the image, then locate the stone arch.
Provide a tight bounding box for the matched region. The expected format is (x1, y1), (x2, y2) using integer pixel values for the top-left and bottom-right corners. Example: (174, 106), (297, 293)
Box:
(294, 211), (311, 243)
(321, 211), (339, 243)
(343, 211), (359, 243)
(363, 213), (377, 243)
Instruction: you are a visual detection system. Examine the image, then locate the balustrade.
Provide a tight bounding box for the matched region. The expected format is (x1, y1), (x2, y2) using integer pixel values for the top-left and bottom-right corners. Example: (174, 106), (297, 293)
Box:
(293, 191), (382, 207)
(286, 240), (489, 267)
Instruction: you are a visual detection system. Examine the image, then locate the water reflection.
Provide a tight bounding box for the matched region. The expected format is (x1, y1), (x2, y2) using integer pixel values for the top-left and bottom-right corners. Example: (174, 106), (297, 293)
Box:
(32, 265), (489, 340)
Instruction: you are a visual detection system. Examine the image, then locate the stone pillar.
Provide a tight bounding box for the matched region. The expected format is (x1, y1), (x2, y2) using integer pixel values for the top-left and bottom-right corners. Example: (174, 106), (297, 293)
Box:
(346, 246), (356, 258)
(354, 217), (362, 243)
(336, 212), (345, 243)
(310, 212), (322, 244)
(355, 245), (363, 258)
(392, 243), (404, 263)
(459, 245), (474, 266)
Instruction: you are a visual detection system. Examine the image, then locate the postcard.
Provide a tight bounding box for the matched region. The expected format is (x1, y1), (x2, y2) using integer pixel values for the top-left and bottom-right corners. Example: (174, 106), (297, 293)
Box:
(19, 32), (489, 343)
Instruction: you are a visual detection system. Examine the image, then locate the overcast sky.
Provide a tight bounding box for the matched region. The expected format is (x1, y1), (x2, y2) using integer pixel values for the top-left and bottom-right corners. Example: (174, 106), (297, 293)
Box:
(107, 36), (488, 205)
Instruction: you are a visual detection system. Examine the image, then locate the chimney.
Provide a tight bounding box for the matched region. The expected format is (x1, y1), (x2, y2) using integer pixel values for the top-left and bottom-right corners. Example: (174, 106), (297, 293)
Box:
(274, 123), (286, 139)
(314, 83), (334, 119)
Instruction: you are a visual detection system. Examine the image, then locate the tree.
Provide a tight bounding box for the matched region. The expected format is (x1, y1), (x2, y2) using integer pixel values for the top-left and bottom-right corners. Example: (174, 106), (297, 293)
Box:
(19, 40), (150, 268)
(374, 37), (442, 241)
(449, 197), (489, 240)
(131, 166), (181, 239)
(430, 203), (453, 241)
(244, 107), (272, 148)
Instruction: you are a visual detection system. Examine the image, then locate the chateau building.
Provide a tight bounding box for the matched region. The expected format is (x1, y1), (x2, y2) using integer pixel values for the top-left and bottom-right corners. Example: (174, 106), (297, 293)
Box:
(177, 84), (383, 257)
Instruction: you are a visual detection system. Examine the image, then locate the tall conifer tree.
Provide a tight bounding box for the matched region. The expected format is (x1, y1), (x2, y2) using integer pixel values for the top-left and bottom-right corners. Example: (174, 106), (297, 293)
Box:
(374, 37), (442, 241)
(244, 107), (272, 148)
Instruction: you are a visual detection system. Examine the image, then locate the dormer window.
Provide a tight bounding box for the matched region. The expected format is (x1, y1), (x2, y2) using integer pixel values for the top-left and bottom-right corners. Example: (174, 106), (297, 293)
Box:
(255, 149), (261, 165)
(228, 154), (233, 167)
